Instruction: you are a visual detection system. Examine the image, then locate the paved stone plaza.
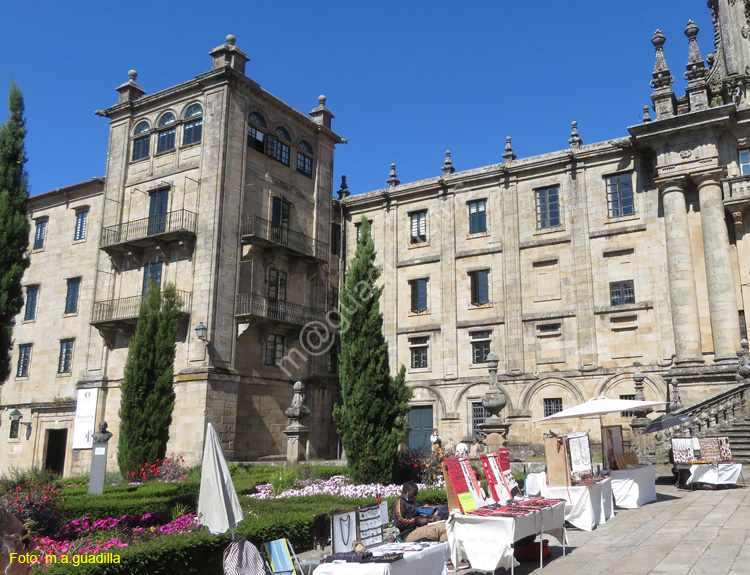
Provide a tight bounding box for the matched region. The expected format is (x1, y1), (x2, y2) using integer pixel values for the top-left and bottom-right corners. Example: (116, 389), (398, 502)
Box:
(458, 468), (750, 575)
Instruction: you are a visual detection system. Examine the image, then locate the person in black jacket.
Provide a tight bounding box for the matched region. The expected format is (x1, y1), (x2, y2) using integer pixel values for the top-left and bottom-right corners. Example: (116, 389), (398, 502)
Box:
(392, 481), (447, 542)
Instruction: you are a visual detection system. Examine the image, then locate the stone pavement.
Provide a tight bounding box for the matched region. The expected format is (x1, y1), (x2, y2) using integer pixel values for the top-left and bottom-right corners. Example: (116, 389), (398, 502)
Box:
(459, 477), (750, 575)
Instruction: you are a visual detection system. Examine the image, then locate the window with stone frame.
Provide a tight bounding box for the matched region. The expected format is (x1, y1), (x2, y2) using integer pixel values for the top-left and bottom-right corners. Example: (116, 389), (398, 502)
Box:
(58, 339), (74, 374)
(606, 173), (634, 218)
(410, 211), (427, 243)
(468, 199), (487, 234)
(268, 126), (291, 166)
(156, 112), (177, 153)
(331, 223), (341, 256)
(74, 210), (88, 241)
(543, 397), (563, 418)
(472, 402), (489, 438)
(182, 104), (203, 146)
(328, 341), (339, 374)
(535, 186), (561, 229)
(247, 112), (266, 153)
(297, 140), (313, 177)
(268, 268), (287, 301)
(740, 149), (750, 176)
(33, 218), (47, 250)
(619, 394), (636, 417)
(409, 336), (429, 369)
(17, 344), (31, 378)
(64, 278), (80, 314)
(740, 310), (748, 342)
(610, 280), (635, 306)
(469, 270), (490, 305)
(9, 418), (19, 439)
(409, 278), (429, 312)
(24, 285), (38, 321)
(132, 121), (151, 161)
(265, 334), (285, 366)
(471, 330), (491, 364)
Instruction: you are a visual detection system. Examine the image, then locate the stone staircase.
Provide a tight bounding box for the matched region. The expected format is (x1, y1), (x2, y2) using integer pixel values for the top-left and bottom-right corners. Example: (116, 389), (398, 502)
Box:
(720, 418), (750, 461)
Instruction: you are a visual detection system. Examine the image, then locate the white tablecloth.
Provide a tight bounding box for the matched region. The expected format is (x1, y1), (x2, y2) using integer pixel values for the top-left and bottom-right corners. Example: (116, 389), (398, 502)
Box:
(446, 501), (566, 572)
(610, 465), (657, 509)
(313, 542), (450, 575)
(677, 462), (743, 486)
(541, 478), (613, 531)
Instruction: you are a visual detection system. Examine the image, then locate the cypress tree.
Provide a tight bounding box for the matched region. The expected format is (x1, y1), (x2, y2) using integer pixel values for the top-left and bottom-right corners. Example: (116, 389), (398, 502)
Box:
(333, 217), (412, 484)
(118, 283), (180, 476)
(0, 81), (30, 383)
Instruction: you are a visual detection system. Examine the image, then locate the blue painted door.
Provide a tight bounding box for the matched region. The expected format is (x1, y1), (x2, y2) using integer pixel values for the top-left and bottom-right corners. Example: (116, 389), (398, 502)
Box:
(408, 406), (433, 451)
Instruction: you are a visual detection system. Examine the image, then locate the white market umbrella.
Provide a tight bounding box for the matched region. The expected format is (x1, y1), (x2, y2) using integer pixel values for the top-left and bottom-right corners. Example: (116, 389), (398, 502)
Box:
(197, 423), (244, 539)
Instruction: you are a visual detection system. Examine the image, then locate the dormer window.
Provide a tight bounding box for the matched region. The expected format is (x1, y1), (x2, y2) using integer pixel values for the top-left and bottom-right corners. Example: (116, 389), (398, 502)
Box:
(182, 104), (203, 146)
(247, 112), (266, 153)
(132, 121), (150, 161)
(297, 140), (313, 177)
(156, 112), (177, 153)
(269, 126), (291, 166)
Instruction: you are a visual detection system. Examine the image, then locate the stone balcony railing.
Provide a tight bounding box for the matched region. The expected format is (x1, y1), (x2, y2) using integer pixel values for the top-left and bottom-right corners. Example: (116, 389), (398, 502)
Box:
(240, 215), (328, 262)
(722, 174), (750, 205)
(235, 293), (326, 327)
(91, 290), (192, 324)
(100, 210), (198, 248)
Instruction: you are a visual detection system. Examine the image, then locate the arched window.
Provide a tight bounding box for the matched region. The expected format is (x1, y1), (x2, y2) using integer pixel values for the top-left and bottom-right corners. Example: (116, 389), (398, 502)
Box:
(183, 104), (203, 146)
(247, 112), (266, 153)
(270, 126), (291, 166)
(132, 121), (151, 161)
(297, 140), (313, 177)
(156, 112), (177, 153)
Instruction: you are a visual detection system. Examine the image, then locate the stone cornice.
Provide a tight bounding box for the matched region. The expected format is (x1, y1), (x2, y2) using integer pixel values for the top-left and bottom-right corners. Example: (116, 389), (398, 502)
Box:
(628, 103), (735, 145)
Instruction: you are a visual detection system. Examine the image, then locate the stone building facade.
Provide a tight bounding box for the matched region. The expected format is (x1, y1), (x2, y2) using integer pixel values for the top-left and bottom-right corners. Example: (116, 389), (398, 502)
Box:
(342, 0), (750, 450)
(1, 36), (344, 475)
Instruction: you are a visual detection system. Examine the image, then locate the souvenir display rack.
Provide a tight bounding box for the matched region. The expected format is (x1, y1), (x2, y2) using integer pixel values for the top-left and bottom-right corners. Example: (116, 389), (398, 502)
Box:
(567, 431), (593, 475)
(672, 436), (733, 464)
(331, 502), (386, 553)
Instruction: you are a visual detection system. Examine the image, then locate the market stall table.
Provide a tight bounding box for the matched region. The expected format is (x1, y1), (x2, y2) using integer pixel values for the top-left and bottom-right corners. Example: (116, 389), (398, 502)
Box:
(312, 541), (450, 575)
(446, 501), (566, 574)
(541, 477), (613, 531)
(609, 465), (657, 509)
(675, 462), (744, 489)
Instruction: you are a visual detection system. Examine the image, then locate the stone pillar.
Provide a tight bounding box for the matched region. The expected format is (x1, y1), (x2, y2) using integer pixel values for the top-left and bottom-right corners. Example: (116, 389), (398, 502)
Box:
(695, 172), (741, 362)
(659, 177), (703, 364)
(284, 381), (310, 466)
(630, 372), (652, 457)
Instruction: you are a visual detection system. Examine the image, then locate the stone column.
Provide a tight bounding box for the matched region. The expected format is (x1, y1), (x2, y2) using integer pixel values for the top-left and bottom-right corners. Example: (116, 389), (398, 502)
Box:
(695, 172), (741, 362)
(659, 177), (703, 364)
(284, 381), (310, 466)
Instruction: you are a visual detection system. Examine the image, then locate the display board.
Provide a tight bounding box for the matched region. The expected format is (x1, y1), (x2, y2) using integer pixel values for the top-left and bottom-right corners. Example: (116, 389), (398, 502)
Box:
(445, 457), (478, 512)
(480, 453), (512, 502)
(671, 437), (695, 464)
(358, 503), (384, 547)
(719, 437), (732, 461)
(459, 456), (484, 507)
(698, 437), (721, 461)
(331, 508), (358, 553)
(567, 431), (593, 474)
(544, 436), (570, 487)
(497, 447), (511, 472)
(603, 425), (624, 470)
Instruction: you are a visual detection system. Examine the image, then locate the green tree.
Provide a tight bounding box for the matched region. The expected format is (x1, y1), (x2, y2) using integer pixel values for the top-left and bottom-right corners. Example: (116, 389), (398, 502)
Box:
(333, 217), (412, 484)
(0, 81), (30, 383)
(118, 283), (181, 476)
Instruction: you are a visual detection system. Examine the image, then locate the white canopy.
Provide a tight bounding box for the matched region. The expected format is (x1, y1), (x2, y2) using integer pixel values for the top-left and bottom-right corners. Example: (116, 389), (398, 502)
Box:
(534, 397), (667, 422)
(197, 423), (244, 538)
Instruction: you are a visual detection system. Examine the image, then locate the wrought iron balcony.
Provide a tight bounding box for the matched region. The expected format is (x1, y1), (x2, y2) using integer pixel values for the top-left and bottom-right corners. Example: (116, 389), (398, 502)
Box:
(91, 290), (192, 326)
(235, 293), (326, 327)
(240, 215), (328, 262)
(100, 210), (198, 252)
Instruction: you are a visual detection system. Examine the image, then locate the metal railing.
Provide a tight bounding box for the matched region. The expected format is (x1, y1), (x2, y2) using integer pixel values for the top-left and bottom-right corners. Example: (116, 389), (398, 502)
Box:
(240, 215), (328, 261)
(235, 293), (326, 326)
(92, 290), (192, 324)
(100, 210), (198, 248)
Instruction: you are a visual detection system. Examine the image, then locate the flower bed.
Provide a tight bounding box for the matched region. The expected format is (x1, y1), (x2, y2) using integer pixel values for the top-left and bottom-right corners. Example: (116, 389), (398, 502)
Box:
(248, 474), (444, 500)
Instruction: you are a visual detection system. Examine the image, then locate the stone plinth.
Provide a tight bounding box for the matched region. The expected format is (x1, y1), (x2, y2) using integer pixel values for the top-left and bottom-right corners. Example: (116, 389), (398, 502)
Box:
(284, 423), (309, 466)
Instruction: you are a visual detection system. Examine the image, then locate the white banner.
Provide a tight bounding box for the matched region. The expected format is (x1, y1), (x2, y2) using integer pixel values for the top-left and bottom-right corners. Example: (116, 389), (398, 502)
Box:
(72, 388), (98, 449)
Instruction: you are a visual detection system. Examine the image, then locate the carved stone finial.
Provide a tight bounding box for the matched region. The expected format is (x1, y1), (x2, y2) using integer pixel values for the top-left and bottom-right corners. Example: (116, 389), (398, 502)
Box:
(337, 175), (350, 199)
(684, 20), (707, 84)
(318, 95), (327, 107)
(128, 70), (138, 81)
(226, 34), (236, 45)
(285, 381), (310, 422)
(442, 150), (455, 175)
(643, 105), (652, 122)
(386, 163), (400, 188)
(568, 121), (582, 148)
(651, 30), (675, 90)
(502, 136), (516, 162)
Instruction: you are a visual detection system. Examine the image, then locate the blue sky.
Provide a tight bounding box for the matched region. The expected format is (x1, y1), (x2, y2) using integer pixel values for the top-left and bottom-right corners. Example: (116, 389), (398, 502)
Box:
(0, 0), (712, 197)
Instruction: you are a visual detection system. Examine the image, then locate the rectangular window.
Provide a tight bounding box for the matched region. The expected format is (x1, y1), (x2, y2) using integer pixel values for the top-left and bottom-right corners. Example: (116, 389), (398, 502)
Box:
(471, 331), (491, 364)
(606, 174), (634, 218)
(17, 344), (31, 377)
(9, 419), (19, 439)
(469, 270), (490, 305)
(329, 287), (339, 311)
(74, 210), (88, 241)
(33, 219), (46, 250)
(297, 153), (312, 177)
(331, 223), (341, 256)
(535, 186), (560, 229)
(148, 189), (169, 235)
(64, 278), (80, 314)
(468, 199), (487, 234)
(544, 398), (563, 418)
(268, 268), (287, 301)
(472, 402), (489, 438)
(183, 118), (203, 146)
(142, 261), (163, 294)
(409, 278), (428, 312)
(58, 339), (74, 374)
(740, 310), (748, 342)
(610, 280), (635, 306)
(265, 334), (285, 366)
(328, 343), (339, 374)
(267, 136), (290, 166)
(132, 135), (150, 161)
(620, 394), (636, 417)
(740, 150), (750, 176)
(156, 128), (176, 153)
(24, 286), (38, 321)
(271, 197), (291, 229)
(247, 125), (265, 153)
(409, 336), (429, 369)
(410, 211), (427, 244)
